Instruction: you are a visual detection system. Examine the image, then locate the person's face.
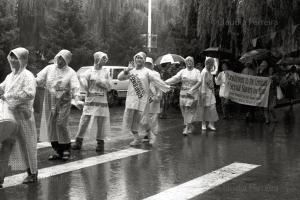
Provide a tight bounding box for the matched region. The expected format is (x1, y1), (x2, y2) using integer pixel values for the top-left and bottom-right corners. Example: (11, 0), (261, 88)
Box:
(145, 62), (153, 70)
(206, 64), (213, 72)
(10, 54), (20, 72)
(222, 63), (228, 71)
(99, 56), (108, 66)
(135, 56), (144, 67)
(57, 56), (66, 68)
(186, 59), (194, 69)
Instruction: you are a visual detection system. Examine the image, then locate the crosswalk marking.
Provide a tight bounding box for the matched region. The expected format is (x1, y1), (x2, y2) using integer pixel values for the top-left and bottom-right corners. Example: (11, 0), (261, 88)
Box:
(143, 162), (260, 200)
(3, 148), (149, 188)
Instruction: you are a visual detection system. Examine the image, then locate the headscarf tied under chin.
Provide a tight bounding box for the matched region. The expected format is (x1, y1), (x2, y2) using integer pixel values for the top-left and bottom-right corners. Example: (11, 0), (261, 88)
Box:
(185, 56), (194, 67)
(133, 52), (146, 64)
(54, 49), (72, 66)
(7, 47), (29, 74)
(94, 51), (108, 65)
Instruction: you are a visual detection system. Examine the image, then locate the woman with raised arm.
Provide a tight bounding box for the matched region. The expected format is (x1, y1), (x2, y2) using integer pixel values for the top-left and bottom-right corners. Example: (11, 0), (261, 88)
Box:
(118, 52), (170, 146)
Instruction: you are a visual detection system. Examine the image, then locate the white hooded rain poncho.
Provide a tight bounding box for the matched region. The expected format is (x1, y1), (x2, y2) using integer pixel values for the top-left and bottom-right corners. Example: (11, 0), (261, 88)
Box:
(37, 50), (80, 144)
(166, 56), (201, 126)
(0, 47), (37, 177)
(118, 52), (170, 134)
(75, 51), (112, 141)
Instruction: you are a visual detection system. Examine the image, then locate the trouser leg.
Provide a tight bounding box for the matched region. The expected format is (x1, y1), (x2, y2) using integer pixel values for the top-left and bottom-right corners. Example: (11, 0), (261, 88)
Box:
(0, 139), (15, 185)
(75, 115), (92, 139)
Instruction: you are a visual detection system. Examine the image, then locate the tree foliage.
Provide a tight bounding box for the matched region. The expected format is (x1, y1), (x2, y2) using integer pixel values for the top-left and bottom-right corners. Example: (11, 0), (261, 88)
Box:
(0, 0), (19, 81)
(108, 10), (144, 65)
(40, 0), (100, 70)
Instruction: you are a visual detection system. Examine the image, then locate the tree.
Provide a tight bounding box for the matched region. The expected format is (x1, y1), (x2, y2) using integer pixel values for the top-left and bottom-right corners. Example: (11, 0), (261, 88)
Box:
(41, 0), (101, 70)
(108, 10), (144, 65)
(0, 0), (19, 82)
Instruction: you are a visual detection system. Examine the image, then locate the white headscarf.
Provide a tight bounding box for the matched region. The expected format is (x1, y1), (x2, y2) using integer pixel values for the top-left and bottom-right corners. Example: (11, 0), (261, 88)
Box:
(7, 47), (29, 74)
(185, 56), (194, 67)
(94, 51), (108, 65)
(134, 52), (146, 63)
(145, 57), (154, 69)
(54, 49), (72, 66)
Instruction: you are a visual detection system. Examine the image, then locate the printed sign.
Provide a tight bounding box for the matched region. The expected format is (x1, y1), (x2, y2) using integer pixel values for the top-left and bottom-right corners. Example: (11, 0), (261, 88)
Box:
(224, 71), (271, 107)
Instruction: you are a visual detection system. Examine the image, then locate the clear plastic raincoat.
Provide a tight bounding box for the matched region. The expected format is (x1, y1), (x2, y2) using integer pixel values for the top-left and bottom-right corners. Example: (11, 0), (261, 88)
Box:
(37, 50), (80, 144)
(75, 52), (112, 140)
(118, 52), (170, 134)
(165, 63), (201, 125)
(0, 47), (37, 176)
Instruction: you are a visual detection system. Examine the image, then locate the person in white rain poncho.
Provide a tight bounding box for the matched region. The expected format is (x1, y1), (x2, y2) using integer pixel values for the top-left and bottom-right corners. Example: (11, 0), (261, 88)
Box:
(118, 52), (171, 146)
(0, 47), (38, 187)
(37, 50), (80, 161)
(141, 57), (162, 145)
(72, 52), (112, 152)
(191, 57), (219, 130)
(165, 56), (201, 135)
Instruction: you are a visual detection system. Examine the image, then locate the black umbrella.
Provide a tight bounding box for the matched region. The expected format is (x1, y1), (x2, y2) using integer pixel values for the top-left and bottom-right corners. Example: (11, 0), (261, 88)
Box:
(202, 47), (233, 59)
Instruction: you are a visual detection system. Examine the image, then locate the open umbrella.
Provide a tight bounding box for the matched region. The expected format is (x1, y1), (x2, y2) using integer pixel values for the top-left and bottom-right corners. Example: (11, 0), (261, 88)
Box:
(154, 54), (185, 65)
(239, 49), (270, 63)
(277, 57), (300, 65)
(202, 47), (233, 59)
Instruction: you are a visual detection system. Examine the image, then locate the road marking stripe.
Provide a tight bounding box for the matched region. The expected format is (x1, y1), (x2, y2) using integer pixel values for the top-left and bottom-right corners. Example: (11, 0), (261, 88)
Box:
(143, 162), (260, 200)
(3, 148), (149, 188)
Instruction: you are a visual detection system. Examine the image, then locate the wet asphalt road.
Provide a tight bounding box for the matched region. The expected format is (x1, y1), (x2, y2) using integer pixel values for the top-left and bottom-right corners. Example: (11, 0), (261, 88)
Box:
(1, 104), (300, 200)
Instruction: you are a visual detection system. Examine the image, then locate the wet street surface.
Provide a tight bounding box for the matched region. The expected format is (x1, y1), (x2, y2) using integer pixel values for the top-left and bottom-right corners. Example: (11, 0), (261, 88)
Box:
(1, 104), (300, 200)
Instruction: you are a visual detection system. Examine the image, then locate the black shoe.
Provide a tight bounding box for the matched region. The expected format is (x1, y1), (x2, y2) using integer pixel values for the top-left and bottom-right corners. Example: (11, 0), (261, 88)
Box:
(23, 174), (38, 184)
(71, 138), (83, 150)
(48, 153), (62, 160)
(96, 140), (104, 152)
(62, 151), (71, 161)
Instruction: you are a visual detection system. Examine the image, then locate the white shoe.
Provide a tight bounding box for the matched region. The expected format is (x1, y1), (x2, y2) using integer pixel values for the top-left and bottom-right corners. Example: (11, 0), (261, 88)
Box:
(208, 124), (216, 131)
(130, 139), (141, 146)
(130, 134), (141, 146)
(202, 124), (207, 130)
(149, 132), (156, 145)
(182, 126), (188, 136)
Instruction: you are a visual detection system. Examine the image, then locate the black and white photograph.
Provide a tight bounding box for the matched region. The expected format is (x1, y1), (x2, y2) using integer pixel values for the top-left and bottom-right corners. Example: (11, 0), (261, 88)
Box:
(0, 0), (300, 199)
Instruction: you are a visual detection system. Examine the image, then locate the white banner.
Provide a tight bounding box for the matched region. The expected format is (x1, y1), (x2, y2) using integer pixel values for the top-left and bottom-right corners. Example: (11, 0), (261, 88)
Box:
(224, 71), (271, 107)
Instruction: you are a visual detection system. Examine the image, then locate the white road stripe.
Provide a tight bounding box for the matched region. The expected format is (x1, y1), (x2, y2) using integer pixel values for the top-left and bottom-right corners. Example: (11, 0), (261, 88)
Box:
(143, 162), (260, 200)
(3, 148), (149, 188)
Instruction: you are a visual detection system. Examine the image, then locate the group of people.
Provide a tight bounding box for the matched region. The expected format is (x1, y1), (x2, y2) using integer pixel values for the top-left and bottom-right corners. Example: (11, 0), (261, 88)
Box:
(240, 60), (299, 124)
(0, 47), (222, 188)
(2, 46), (297, 188)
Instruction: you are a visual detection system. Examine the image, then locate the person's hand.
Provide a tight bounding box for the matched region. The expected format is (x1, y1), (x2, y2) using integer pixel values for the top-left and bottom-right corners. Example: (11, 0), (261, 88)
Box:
(125, 61), (135, 73)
